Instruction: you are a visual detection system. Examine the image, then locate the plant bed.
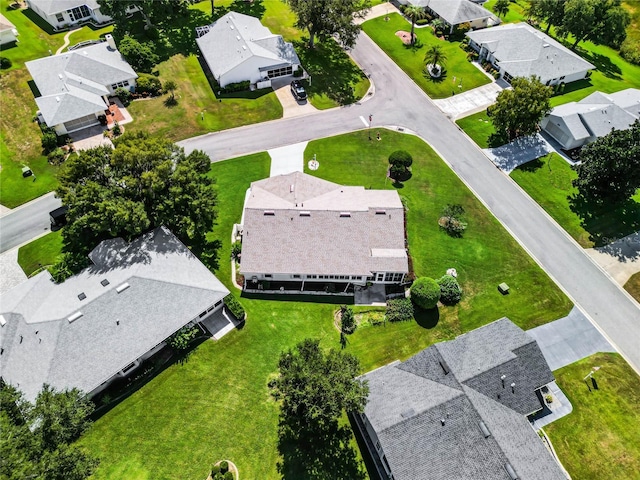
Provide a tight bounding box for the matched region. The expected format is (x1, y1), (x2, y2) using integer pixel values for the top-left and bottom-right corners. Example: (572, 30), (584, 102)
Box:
(207, 459), (238, 480)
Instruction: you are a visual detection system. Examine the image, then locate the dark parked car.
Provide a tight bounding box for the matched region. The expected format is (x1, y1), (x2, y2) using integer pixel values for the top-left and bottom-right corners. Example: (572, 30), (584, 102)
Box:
(49, 206), (68, 230)
(290, 80), (307, 101)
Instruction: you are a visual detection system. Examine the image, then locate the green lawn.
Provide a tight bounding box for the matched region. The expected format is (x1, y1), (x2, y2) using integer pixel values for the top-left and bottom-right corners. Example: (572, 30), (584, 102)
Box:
(17, 230), (63, 277)
(545, 353), (640, 480)
(510, 153), (640, 248)
(77, 131), (571, 479)
(362, 13), (491, 99)
(455, 111), (495, 148)
(624, 272), (640, 304)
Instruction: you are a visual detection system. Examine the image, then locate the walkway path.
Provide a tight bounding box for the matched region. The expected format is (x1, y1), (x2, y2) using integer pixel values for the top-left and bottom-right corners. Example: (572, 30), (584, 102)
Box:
(354, 2), (401, 25)
(483, 133), (554, 173)
(0, 246), (28, 295)
(527, 306), (616, 371)
(268, 142), (307, 177)
(433, 81), (504, 119)
(586, 231), (640, 286)
(55, 28), (80, 54)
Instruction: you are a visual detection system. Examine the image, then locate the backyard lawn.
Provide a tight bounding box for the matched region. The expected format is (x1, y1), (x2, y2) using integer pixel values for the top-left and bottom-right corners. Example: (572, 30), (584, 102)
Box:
(545, 353), (640, 480)
(362, 13), (491, 99)
(76, 131), (571, 479)
(17, 230), (62, 277)
(510, 153), (640, 248)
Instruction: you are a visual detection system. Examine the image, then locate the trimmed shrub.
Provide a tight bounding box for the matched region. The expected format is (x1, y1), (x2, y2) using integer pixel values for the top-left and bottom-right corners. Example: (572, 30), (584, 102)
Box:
(0, 56), (12, 69)
(388, 150), (413, 168)
(340, 305), (356, 333)
(410, 277), (441, 310)
(437, 275), (462, 305)
(231, 241), (242, 260)
(136, 73), (162, 95)
(223, 80), (251, 93)
(224, 294), (245, 320)
(115, 87), (132, 106)
(211, 465), (221, 476)
(386, 298), (414, 322)
(416, 18), (430, 26)
(220, 461), (229, 473)
(41, 131), (58, 153)
(47, 147), (66, 165)
(166, 324), (198, 351)
(223, 472), (233, 480)
(390, 163), (406, 180)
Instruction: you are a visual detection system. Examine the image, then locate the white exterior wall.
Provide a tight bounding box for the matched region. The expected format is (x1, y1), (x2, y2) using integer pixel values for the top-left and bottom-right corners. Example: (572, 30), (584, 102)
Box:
(469, 18), (489, 30)
(218, 55), (295, 88)
(0, 28), (17, 45)
(54, 123), (68, 135)
(27, 1), (112, 30)
(243, 272), (405, 285)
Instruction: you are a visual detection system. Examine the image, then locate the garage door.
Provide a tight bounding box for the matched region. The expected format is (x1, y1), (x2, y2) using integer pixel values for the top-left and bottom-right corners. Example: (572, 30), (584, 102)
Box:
(64, 114), (100, 132)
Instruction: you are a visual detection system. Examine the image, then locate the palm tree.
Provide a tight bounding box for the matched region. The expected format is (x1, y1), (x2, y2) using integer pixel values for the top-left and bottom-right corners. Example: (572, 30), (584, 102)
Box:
(404, 5), (427, 45)
(424, 45), (447, 76)
(494, 0), (510, 18)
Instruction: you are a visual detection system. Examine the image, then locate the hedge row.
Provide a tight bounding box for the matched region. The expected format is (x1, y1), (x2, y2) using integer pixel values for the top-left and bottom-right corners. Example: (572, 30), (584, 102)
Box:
(224, 294), (245, 320)
(386, 298), (414, 322)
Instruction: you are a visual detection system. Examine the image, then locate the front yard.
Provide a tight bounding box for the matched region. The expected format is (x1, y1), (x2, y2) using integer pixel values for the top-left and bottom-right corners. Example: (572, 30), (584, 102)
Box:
(361, 13), (491, 99)
(545, 353), (640, 479)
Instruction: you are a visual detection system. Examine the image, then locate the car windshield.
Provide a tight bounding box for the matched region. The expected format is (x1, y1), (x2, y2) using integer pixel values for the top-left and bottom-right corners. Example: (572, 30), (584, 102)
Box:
(295, 87), (305, 93)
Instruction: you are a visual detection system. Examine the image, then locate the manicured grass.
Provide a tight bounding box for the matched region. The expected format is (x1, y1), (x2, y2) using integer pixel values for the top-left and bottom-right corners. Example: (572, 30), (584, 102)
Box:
(624, 272), (640, 304)
(545, 353), (640, 480)
(362, 13), (491, 99)
(510, 153), (640, 248)
(17, 230), (63, 277)
(455, 111), (495, 148)
(483, 0), (529, 24)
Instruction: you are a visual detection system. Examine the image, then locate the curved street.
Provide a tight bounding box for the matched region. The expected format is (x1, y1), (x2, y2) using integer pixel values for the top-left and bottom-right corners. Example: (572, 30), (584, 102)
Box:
(180, 32), (640, 373)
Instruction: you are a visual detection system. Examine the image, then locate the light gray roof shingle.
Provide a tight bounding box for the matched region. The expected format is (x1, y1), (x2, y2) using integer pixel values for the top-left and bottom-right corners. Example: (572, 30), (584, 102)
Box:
(28, 0), (102, 16)
(361, 318), (564, 480)
(411, 0), (498, 25)
(467, 22), (594, 83)
(240, 172), (408, 277)
(0, 227), (229, 401)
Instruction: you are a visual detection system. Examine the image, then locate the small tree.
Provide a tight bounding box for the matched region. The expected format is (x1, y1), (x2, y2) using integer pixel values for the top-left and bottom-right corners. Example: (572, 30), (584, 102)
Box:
(424, 45), (447, 76)
(41, 131), (58, 153)
(136, 73), (162, 95)
(494, 0), (510, 18)
(437, 275), (462, 305)
(340, 305), (356, 334)
(231, 241), (242, 260)
(405, 5), (428, 45)
(164, 80), (177, 100)
(410, 277), (441, 310)
(118, 35), (158, 72)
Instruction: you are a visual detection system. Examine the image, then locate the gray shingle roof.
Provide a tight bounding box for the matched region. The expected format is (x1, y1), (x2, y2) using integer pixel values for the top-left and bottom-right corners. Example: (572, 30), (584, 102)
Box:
(28, 0), (102, 16)
(0, 227), (229, 401)
(196, 11), (300, 83)
(467, 22), (595, 83)
(361, 318), (564, 480)
(25, 42), (136, 126)
(411, 0), (497, 25)
(239, 172), (408, 277)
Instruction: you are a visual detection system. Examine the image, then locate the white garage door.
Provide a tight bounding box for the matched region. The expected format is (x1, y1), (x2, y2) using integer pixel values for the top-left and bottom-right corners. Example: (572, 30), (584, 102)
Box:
(64, 114), (100, 132)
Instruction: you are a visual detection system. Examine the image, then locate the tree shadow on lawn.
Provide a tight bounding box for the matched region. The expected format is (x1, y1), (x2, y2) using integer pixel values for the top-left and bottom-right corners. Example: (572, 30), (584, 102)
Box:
(20, 7), (58, 36)
(422, 68), (448, 84)
(277, 417), (367, 480)
(514, 158), (544, 172)
(414, 306), (439, 329)
(569, 193), (640, 247)
(552, 78), (593, 99)
(227, 0), (266, 19)
(577, 50), (623, 80)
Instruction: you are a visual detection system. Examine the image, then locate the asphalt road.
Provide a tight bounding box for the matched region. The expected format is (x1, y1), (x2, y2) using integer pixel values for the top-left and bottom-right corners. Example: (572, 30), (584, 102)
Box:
(0, 192), (60, 253)
(180, 32), (640, 372)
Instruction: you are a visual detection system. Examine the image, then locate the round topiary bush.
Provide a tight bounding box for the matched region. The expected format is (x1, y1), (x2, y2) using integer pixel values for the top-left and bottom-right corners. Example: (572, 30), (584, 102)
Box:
(388, 150), (413, 168)
(437, 275), (462, 305)
(0, 56), (12, 69)
(410, 277), (441, 310)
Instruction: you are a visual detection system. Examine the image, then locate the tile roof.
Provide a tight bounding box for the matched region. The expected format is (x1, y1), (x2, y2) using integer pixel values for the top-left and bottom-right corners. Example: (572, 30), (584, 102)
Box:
(410, 0), (498, 25)
(196, 11), (300, 83)
(0, 227), (229, 401)
(25, 41), (136, 126)
(239, 172), (408, 277)
(361, 318), (564, 479)
(467, 22), (595, 83)
(28, 0), (102, 16)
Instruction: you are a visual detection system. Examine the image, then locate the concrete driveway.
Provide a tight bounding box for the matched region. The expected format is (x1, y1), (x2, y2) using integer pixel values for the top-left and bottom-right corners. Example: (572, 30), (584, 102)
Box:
(527, 307), (616, 371)
(586, 231), (640, 286)
(483, 133), (554, 173)
(433, 81), (505, 120)
(273, 81), (318, 119)
(69, 125), (114, 151)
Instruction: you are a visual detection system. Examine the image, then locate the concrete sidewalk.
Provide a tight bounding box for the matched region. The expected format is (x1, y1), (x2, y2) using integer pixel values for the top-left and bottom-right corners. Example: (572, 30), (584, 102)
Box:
(354, 2), (401, 25)
(433, 81), (504, 120)
(268, 142), (307, 177)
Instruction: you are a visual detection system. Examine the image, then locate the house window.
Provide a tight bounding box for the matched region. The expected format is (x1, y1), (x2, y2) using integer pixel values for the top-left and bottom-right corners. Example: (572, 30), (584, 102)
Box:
(375, 441), (381, 451)
(502, 72), (513, 84)
(266, 65), (293, 79)
(68, 5), (91, 21)
(375, 273), (384, 282)
(56, 12), (64, 22)
(111, 80), (129, 89)
(199, 310), (207, 318)
(384, 272), (394, 282)
(122, 362), (136, 373)
(393, 273), (404, 282)
(292, 274), (301, 279)
(559, 76), (565, 80)
(351, 276), (360, 280)
(265, 274), (272, 278)
(307, 275), (317, 279)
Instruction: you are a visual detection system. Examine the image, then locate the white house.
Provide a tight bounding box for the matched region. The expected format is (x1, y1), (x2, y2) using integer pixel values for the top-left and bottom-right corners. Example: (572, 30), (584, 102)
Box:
(541, 88), (640, 150)
(0, 14), (19, 45)
(239, 172), (409, 292)
(0, 227), (230, 402)
(467, 22), (595, 85)
(25, 35), (137, 135)
(25, 0), (113, 30)
(407, 0), (499, 33)
(196, 11), (301, 88)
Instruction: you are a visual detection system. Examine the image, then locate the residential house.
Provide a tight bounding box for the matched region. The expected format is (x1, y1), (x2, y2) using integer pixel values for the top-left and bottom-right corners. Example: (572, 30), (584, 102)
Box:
(406, 0), (499, 33)
(196, 11), (301, 88)
(0, 227), (230, 402)
(25, 0), (114, 30)
(541, 88), (640, 150)
(239, 172), (408, 292)
(0, 14), (18, 45)
(353, 318), (566, 480)
(467, 22), (595, 85)
(25, 35), (137, 135)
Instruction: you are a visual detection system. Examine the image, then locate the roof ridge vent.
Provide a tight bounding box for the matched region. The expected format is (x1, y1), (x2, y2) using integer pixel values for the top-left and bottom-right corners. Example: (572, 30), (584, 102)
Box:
(505, 462), (519, 479)
(68, 311), (83, 323)
(479, 421), (491, 438)
(115, 282), (130, 293)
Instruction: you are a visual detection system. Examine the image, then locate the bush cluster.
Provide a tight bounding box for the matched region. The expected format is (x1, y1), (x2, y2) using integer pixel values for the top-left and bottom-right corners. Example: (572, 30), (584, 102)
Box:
(224, 294), (245, 320)
(620, 38), (640, 65)
(438, 204), (467, 237)
(0, 56), (12, 69)
(136, 73), (162, 95)
(166, 324), (198, 351)
(223, 81), (250, 93)
(231, 241), (242, 260)
(115, 87), (132, 106)
(410, 277), (441, 310)
(47, 147), (66, 165)
(386, 298), (414, 322)
(437, 275), (462, 305)
(41, 131), (58, 153)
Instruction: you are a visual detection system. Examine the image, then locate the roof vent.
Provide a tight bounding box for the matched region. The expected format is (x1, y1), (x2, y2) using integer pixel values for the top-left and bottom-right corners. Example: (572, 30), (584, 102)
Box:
(0, 315), (6, 327)
(263, 210), (275, 216)
(375, 210), (386, 215)
(299, 211), (311, 217)
(78, 292), (86, 301)
(290, 184), (295, 192)
(242, 45), (247, 50)
(501, 374), (506, 388)
(479, 421), (491, 438)
(68, 311), (83, 323)
(230, 24), (235, 30)
(543, 43), (550, 48)
(101, 279), (110, 287)
(400, 408), (415, 419)
(236, 35), (240, 40)
(115, 282), (130, 293)
(505, 463), (519, 479)
(340, 212), (351, 217)
(511, 382), (516, 393)
(440, 418), (446, 426)
(55, 96), (60, 102)
(58, 73), (63, 79)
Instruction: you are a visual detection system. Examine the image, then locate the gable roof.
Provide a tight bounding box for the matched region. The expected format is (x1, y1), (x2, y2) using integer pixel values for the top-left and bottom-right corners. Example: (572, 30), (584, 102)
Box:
(0, 13), (16, 32)
(239, 172), (408, 277)
(467, 22), (595, 82)
(25, 41), (136, 126)
(0, 227), (229, 401)
(362, 318), (563, 480)
(196, 11), (300, 81)
(410, 0), (497, 25)
(28, 0), (102, 16)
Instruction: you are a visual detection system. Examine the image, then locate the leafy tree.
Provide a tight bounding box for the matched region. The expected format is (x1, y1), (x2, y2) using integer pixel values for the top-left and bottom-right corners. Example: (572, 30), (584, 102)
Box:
(437, 275), (462, 305)
(42, 130), (58, 153)
(528, 0), (566, 33)
(98, 0), (191, 29)
(410, 277), (441, 310)
(494, 0), (510, 18)
(558, 0), (630, 49)
(56, 133), (219, 272)
(573, 121), (640, 203)
(487, 76), (552, 141)
(286, 0), (371, 48)
(389, 150), (413, 168)
(404, 5), (428, 45)
(340, 305), (356, 333)
(118, 35), (158, 72)
(163, 79), (177, 100)
(424, 45), (447, 74)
